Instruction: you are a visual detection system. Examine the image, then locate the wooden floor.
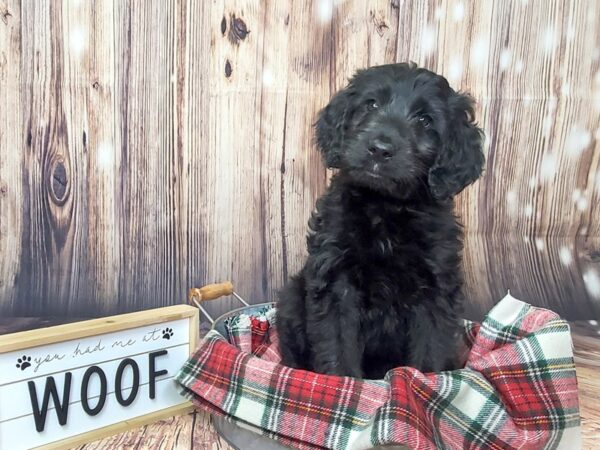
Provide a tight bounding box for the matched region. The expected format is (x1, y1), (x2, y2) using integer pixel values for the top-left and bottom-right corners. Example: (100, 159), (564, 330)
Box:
(1, 319), (598, 449)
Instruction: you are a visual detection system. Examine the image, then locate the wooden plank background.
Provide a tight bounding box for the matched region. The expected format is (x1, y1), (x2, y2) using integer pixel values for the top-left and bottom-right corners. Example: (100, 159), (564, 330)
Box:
(0, 0), (599, 321)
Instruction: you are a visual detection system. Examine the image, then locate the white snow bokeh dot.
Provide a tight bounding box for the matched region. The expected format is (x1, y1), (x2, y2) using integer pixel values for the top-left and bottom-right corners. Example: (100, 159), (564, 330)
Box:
(453, 2), (465, 21)
(70, 26), (87, 56)
(529, 177), (537, 189)
(470, 39), (488, 67)
(448, 59), (463, 84)
(541, 26), (556, 53)
(583, 269), (600, 299)
(316, 0), (334, 23)
(515, 60), (524, 74)
(262, 68), (274, 87)
(535, 238), (545, 251)
(572, 189), (588, 211)
(506, 190), (518, 214)
(422, 26), (437, 54)
(540, 153), (557, 181)
(97, 141), (114, 169)
(565, 125), (591, 158)
(499, 48), (512, 71)
(559, 247), (573, 266)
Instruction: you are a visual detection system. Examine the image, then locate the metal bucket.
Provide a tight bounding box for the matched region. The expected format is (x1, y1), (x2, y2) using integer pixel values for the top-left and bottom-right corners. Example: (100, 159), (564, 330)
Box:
(187, 282), (407, 450)
(188, 283), (286, 449)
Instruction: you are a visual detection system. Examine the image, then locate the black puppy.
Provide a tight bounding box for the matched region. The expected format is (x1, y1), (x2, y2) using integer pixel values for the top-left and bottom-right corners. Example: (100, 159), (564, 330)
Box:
(276, 63), (485, 379)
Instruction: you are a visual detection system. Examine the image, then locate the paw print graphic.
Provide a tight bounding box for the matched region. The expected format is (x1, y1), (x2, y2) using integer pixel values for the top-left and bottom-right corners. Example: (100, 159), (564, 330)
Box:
(162, 327), (174, 340)
(16, 355), (32, 371)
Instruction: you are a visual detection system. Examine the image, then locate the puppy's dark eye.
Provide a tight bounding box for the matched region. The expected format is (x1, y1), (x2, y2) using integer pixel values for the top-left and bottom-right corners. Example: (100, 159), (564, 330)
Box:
(366, 99), (379, 111)
(417, 114), (433, 128)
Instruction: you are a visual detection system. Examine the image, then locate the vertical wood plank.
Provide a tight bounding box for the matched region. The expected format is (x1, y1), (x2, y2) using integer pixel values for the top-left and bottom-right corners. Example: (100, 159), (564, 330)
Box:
(0, 0), (23, 312)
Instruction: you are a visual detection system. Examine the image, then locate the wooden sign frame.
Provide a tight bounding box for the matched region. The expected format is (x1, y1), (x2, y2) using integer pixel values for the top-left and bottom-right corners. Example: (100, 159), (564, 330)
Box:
(0, 305), (199, 449)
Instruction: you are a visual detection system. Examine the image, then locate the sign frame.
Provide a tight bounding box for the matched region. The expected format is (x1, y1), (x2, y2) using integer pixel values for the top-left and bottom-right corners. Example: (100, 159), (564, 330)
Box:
(0, 305), (199, 449)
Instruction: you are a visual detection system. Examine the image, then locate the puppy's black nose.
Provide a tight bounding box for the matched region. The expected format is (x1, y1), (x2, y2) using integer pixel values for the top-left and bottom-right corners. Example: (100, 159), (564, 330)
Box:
(367, 140), (394, 161)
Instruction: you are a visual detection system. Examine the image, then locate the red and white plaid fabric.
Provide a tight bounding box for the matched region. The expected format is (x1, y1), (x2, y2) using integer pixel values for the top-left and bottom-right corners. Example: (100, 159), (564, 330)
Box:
(176, 294), (581, 449)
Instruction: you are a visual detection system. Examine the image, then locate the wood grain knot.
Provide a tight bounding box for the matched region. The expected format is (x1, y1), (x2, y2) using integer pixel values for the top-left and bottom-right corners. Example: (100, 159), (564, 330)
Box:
(224, 60), (232, 78)
(228, 14), (249, 44)
(92, 80), (100, 90)
(370, 12), (389, 36)
(1, 5), (12, 25)
(587, 250), (600, 263)
(50, 157), (69, 205)
(0, 182), (7, 196)
(220, 16), (227, 35)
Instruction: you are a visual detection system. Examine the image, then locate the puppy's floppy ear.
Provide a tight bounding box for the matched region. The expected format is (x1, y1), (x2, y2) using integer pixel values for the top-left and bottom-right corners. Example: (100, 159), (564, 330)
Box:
(315, 88), (353, 168)
(428, 92), (485, 200)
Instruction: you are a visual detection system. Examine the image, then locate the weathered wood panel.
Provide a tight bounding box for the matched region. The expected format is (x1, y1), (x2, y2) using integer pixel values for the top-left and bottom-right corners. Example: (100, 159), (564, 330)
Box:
(0, 0), (599, 321)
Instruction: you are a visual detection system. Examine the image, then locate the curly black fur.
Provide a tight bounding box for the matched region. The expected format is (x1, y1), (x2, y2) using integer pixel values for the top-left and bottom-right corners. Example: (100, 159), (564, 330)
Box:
(277, 63), (485, 379)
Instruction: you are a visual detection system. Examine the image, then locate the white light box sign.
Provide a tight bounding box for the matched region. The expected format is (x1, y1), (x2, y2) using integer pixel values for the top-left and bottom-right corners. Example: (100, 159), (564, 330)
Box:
(0, 305), (199, 450)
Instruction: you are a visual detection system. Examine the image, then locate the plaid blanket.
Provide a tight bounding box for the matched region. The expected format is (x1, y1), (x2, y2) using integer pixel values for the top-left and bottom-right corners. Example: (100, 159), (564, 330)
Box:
(176, 294), (581, 449)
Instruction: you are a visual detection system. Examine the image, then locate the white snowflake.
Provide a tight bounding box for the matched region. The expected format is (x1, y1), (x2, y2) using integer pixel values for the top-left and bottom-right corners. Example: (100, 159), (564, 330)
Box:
(523, 235), (530, 244)
(561, 82), (570, 96)
(470, 39), (488, 66)
(565, 125), (591, 158)
(524, 204), (534, 217)
(316, 0), (333, 23)
(539, 153), (557, 181)
(506, 190), (518, 214)
(435, 7), (444, 21)
(559, 247), (573, 266)
(529, 176), (537, 189)
(535, 238), (545, 251)
(453, 2), (465, 21)
(97, 141), (114, 168)
(70, 27), (87, 56)
(589, 320), (599, 326)
(448, 59), (463, 83)
(572, 189), (588, 211)
(583, 269), (600, 299)
(541, 26), (556, 53)
(422, 26), (437, 54)
(499, 48), (512, 71)
(262, 68), (274, 86)
(515, 60), (524, 73)
(542, 114), (553, 135)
